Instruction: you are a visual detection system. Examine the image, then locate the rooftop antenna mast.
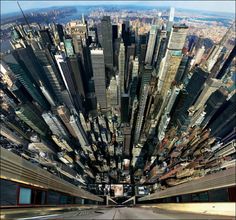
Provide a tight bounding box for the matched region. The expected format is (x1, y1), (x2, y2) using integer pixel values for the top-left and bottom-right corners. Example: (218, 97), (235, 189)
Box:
(17, 1), (31, 30)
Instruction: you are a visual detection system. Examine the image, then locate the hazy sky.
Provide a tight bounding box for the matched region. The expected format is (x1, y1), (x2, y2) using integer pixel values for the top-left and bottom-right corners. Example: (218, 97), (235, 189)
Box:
(1, 1), (235, 15)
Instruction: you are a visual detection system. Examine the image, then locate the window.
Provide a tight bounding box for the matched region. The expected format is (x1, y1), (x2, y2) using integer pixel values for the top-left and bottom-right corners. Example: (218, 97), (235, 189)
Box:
(192, 192), (208, 202)
(19, 187), (32, 204)
(59, 195), (67, 204)
(47, 190), (60, 205)
(0, 179), (17, 206)
(181, 194), (192, 202)
(209, 188), (229, 202)
(34, 190), (46, 205)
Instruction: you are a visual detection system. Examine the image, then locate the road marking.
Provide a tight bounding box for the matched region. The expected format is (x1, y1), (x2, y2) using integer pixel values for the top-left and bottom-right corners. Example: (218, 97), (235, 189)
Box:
(18, 214), (59, 220)
(112, 210), (117, 220)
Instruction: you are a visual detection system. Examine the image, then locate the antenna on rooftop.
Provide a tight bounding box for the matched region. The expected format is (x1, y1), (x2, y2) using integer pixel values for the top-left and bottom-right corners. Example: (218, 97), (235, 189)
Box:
(17, 1), (31, 30)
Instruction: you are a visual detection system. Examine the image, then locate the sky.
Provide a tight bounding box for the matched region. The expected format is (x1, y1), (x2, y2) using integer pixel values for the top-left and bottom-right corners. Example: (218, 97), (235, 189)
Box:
(1, 1), (235, 15)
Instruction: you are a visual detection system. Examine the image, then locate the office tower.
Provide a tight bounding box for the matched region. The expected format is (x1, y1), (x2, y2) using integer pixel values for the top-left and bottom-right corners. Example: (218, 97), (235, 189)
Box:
(55, 53), (83, 111)
(123, 126), (132, 157)
(165, 86), (180, 114)
(167, 7), (175, 32)
(119, 42), (126, 96)
(56, 105), (77, 138)
(127, 44), (136, 61)
(139, 44), (147, 64)
(33, 48), (65, 104)
(188, 36), (195, 53)
(15, 103), (50, 136)
(158, 114), (170, 141)
(101, 16), (113, 70)
(200, 88), (228, 130)
(153, 30), (165, 66)
(107, 77), (118, 107)
(112, 25), (118, 43)
(0, 83), (19, 109)
(184, 68), (209, 111)
(120, 94), (129, 123)
(83, 46), (94, 80)
(39, 29), (54, 48)
(158, 24), (188, 97)
(134, 83), (149, 144)
(86, 92), (97, 115)
(113, 38), (121, 68)
(51, 135), (73, 152)
(69, 115), (91, 154)
(140, 65), (153, 94)
(88, 27), (97, 44)
(215, 45), (236, 79)
(208, 93), (236, 138)
(175, 55), (192, 84)
(205, 23), (234, 72)
(192, 78), (222, 112)
(60, 89), (76, 112)
(55, 54), (75, 94)
(42, 111), (68, 138)
(11, 46), (53, 94)
(90, 48), (107, 109)
(0, 123), (28, 146)
(154, 31), (167, 71)
(194, 35), (204, 52)
(68, 20), (87, 41)
(129, 58), (139, 104)
(145, 25), (158, 65)
(72, 35), (83, 55)
(174, 68), (209, 130)
(28, 138), (56, 154)
(3, 54), (50, 110)
(122, 20), (131, 47)
(0, 62), (15, 87)
(39, 82), (57, 107)
(67, 54), (86, 99)
(56, 24), (64, 42)
(193, 46), (205, 66)
(64, 37), (75, 57)
(210, 52), (226, 78)
(9, 80), (33, 104)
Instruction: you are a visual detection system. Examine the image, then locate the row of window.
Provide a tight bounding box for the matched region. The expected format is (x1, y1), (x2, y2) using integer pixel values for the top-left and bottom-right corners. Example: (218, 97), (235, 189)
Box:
(138, 186), (236, 203)
(0, 179), (99, 207)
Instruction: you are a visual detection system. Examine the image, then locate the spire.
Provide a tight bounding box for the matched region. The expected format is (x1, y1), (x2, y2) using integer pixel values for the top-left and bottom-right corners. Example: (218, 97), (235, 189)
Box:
(17, 1), (31, 31)
(219, 21), (235, 46)
(82, 13), (85, 24)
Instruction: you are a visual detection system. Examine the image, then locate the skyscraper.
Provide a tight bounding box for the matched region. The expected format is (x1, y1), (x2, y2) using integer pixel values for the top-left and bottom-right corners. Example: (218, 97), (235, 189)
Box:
(67, 54), (86, 99)
(42, 111), (69, 138)
(15, 103), (50, 136)
(204, 23), (234, 72)
(120, 94), (129, 123)
(64, 37), (75, 57)
(119, 41), (126, 97)
(90, 48), (107, 109)
(167, 7), (175, 32)
(55, 53), (83, 111)
(3, 54), (50, 110)
(39, 29), (54, 48)
(101, 16), (114, 70)
(145, 25), (158, 65)
(33, 48), (65, 104)
(192, 78), (222, 112)
(158, 24), (188, 97)
(134, 66), (152, 144)
(0, 123), (28, 146)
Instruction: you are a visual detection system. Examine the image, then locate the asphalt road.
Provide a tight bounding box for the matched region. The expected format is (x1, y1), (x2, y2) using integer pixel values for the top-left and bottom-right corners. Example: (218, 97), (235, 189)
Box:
(16, 207), (234, 220)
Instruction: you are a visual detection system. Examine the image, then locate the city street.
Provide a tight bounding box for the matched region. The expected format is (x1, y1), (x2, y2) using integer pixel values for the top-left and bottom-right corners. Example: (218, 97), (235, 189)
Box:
(15, 207), (234, 220)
